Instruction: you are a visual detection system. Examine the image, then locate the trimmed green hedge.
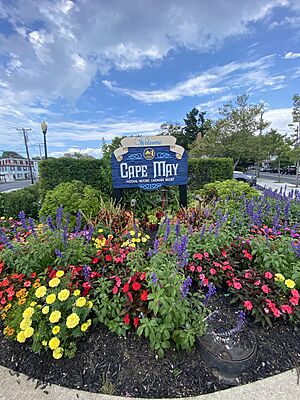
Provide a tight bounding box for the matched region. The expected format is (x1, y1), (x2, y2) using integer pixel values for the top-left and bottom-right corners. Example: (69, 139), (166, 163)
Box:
(39, 158), (111, 197)
(39, 157), (233, 197)
(188, 158), (233, 190)
(0, 184), (40, 219)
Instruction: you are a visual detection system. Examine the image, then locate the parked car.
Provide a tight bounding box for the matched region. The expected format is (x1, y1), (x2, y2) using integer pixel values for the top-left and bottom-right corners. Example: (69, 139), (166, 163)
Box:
(233, 171), (257, 186)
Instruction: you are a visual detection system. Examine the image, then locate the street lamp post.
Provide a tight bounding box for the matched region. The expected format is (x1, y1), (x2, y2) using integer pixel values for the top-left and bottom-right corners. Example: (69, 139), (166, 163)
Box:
(41, 121), (48, 160)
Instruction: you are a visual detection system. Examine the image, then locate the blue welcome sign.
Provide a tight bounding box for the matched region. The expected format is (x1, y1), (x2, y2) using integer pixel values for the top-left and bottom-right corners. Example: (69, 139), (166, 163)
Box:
(111, 136), (188, 191)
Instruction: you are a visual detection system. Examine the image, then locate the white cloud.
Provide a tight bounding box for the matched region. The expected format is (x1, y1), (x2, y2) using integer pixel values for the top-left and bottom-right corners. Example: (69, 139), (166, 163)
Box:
(49, 146), (103, 159)
(284, 51), (300, 59)
(264, 107), (293, 133)
(0, 0), (294, 103)
(103, 55), (286, 103)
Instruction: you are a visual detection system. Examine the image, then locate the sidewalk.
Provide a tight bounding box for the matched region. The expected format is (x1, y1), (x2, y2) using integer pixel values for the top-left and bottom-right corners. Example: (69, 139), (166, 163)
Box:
(257, 178), (299, 196)
(0, 365), (299, 400)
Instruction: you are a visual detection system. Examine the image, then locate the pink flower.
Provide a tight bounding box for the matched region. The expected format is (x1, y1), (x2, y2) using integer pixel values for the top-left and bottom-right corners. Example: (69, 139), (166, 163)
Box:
(226, 280), (233, 287)
(254, 280), (261, 286)
(193, 253), (203, 260)
(24, 280), (31, 288)
(272, 308), (281, 318)
(261, 285), (269, 294)
(190, 265), (195, 272)
(244, 300), (253, 310)
(264, 272), (273, 279)
(203, 278), (209, 286)
(233, 281), (242, 290)
(244, 272), (252, 279)
(213, 261), (221, 267)
(112, 286), (119, 295)
(204, 252), (210, 259)
(242, 249), (253, 260)
(290, 296), (299, 306)
(281, 304), (293, 314)
(115, 277), (121, 287)
(221, 250), (227, 257)
(291, 289), (299, 299)
(197, 266), (202, 273)
(210, 268), (217, 275)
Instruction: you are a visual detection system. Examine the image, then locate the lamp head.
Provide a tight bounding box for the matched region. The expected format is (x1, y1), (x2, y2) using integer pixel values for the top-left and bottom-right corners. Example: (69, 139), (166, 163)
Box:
(41, 121), (48, 133)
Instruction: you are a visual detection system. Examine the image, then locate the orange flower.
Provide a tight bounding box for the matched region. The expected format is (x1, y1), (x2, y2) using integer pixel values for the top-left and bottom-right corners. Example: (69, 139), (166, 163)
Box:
(33, 282), (41, 288)
(18, 298), (26, 305)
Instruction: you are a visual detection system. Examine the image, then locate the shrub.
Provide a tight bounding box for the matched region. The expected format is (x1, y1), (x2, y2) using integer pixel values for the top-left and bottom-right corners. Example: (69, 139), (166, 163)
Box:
(188, 158), (233, 190)
(39, 158), (111, 198)
(39, 181), (100, 228)
(0, 184), (40, 219)
(200, 179), (259, 200)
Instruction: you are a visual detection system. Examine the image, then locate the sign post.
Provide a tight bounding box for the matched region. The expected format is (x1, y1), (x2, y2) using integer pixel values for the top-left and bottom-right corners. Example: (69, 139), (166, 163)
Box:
(111, 135), (188, 207)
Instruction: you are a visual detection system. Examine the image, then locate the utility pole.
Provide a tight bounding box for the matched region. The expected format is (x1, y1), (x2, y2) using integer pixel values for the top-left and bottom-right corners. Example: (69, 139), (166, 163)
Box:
(38, 143), (43, 159)
(296, 124), (300, 188)
(17, 128), (34, 184)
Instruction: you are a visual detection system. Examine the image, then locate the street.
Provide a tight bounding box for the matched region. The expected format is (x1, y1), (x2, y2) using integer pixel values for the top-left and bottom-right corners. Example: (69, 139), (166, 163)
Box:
(258, 172), (300, 185)
(0, 180), (33, 193)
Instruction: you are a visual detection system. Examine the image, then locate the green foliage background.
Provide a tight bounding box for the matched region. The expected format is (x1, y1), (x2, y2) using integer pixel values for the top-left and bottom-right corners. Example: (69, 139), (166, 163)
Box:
(188, 158), (233, 190)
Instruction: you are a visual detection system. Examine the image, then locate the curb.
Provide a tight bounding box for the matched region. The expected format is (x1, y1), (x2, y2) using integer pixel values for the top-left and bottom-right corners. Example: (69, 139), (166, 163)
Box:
(0, 365), (299, 400)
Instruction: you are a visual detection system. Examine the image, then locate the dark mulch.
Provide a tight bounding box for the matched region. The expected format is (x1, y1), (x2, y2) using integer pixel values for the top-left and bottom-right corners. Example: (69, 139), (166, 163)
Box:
(0, 293), (299, 398)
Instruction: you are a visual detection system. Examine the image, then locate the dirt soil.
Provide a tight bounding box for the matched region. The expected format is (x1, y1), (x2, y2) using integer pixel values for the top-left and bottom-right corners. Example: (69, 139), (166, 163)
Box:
(0, 293), (299, 398)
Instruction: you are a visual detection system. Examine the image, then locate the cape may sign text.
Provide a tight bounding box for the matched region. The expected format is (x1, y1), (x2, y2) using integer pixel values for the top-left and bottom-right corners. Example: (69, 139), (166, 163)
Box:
(111, 136), (188, 191)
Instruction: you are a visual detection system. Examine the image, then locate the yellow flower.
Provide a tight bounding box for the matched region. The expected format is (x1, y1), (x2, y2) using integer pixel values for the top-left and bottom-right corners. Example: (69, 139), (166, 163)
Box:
(129, 230), (135, 236)
(46, 293), (56, 304)
(131, 238), (136, 243)
(35, 286), (47, 298)
(42, 340), (47, 346)
(17, 331), (26, 343)
(9, 217), (13, 221)
(136, 238), (141, 243)
(98, 228), (103, 233)
(285, 279), (296, 289)
(88, 301), (93, 308)
(141, 237), (147, 243)
(66, 313), (80, 329)
(73, 289), (80, 297)
(30, 301), (37, 307)
(49, 277), (60, 288)
(274, 273), (285, 282)
(0, 216), (5, 220)
(76, 297), (86, 307)
(42, 306), (50, 315)
(86, 319), (92, 327)
(58, 289), (70, 302)
(49, 337), (60, 350)
(145, 235), (150, 240)
(108, 234), (113, 239)
(52, 325), (60, 335)
(24, 326), (34, 338)
(52, 347), (63, 359)
(81, 323), (88, 332)
(56, 270), (64, 278)
(138, 232), (141, 237)
(49, 310), (61, 324)
(22, 307), (34, 319)
(130, 243), (136, 248)
(20, 319), (32, 330)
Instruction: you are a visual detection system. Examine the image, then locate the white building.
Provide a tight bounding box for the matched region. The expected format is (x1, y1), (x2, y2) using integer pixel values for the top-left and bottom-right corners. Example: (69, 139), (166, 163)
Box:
(0, 155), (38, 182)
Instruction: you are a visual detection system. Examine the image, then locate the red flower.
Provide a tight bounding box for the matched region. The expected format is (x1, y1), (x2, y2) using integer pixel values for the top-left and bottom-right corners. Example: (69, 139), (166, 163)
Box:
(0, 298), (6, 305)
(127, 292), (133, 302)
(30, 272), (37, 279)
(261, 285), (269, 294)
(24, 281), (31, 288)
(221, 250), (227, 257)
(264, 272), (273, 279)
(210, 268), (217, 275)
(242, 250), (253, 260)
(92, 257), (99, 264)
(281, 304), (293, 314)
(2, 278), (9, 287)
(132, 281), (141, 291)
(226, 280), (233, 287)
(112, 286), (119, 295)
(133, 317), (139, 329)
(6, 286), (14, 293)
(123, 283), (129, 293)
(140, 272), (146, 280)
(140, 290), (148, 301)
(123, 313), (130, 325)
(244, 300), (253, 311)
(105, 255), (112, 262)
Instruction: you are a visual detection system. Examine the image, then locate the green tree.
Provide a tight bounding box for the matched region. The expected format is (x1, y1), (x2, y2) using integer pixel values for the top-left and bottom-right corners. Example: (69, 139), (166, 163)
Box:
(292, 94), (300, 186)
(190, 94), (269, 167)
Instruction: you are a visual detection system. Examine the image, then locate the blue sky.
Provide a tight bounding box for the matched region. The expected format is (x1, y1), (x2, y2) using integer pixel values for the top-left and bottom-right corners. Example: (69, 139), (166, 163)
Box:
(0, 0), (299, 158)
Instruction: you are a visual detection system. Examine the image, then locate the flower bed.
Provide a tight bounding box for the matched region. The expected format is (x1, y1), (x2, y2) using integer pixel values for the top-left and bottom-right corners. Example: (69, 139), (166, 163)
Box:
(0, 182), (299, 397)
